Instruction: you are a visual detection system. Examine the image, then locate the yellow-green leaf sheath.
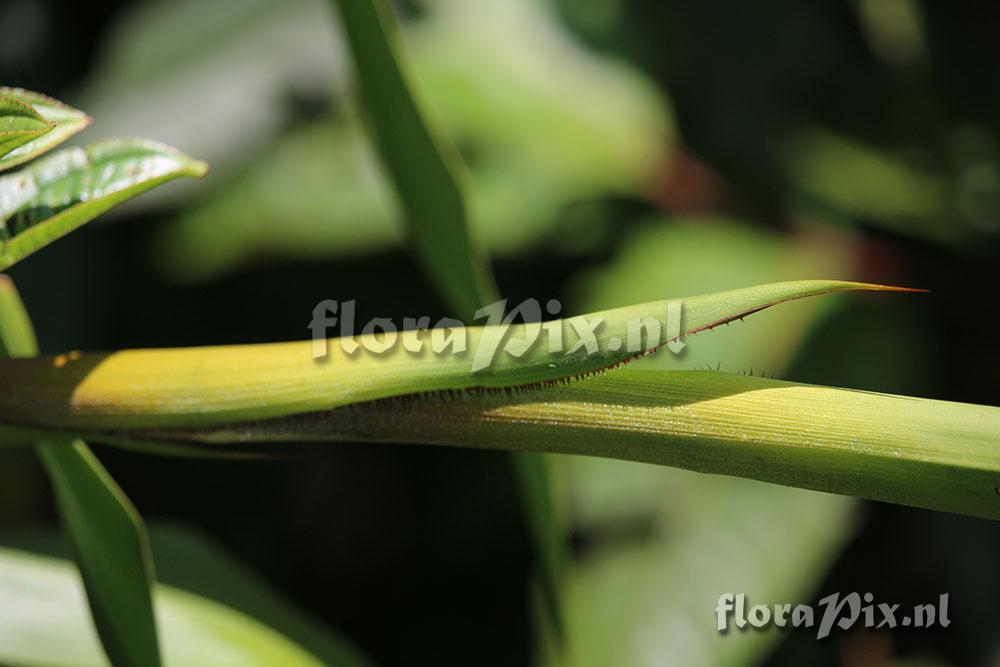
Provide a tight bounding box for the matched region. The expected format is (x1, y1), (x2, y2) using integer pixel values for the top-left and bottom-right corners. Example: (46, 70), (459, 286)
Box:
(0, 280), (914, 432)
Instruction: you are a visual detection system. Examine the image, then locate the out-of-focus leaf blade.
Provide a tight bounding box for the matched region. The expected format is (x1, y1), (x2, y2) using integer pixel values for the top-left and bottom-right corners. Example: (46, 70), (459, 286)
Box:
(36, 442), (162, 667)
(79, 0), (347, 185)
(149, 0), (669, 282)
(331, 0), (497, 321)
(558, 470), (855, 667)
(0, 280), (914, 431)
(144, 524), (373, 667)
(782, 126), (955, 242)
(0, 88), (90, 172)
(0, 546), (332, 667)
(0, 276), (37, 360)
(0, 276), (162, 667)
(0, 139), (208, 270)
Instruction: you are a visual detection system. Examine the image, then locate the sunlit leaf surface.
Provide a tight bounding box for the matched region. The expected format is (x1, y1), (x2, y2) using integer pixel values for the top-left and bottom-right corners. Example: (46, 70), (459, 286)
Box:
(0, 95), (53, 163)
(0, 281), (908, 430)
(0, 139), (207, 270)
(0, 88), (90, 172)
(0, 546), (332, 667)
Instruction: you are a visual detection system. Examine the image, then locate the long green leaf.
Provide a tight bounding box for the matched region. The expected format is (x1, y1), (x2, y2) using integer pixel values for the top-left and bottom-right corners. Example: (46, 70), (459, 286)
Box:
(0, 546), (331, 667)
(154, 369), (1000, 522)
(331, 0), (497, 320)
(0, 281), (910, 430)
(0, 138), (208, 270)
(0, 88), (90, 172)
(0, 281), (993, 519)
(0, 276), (162, 667)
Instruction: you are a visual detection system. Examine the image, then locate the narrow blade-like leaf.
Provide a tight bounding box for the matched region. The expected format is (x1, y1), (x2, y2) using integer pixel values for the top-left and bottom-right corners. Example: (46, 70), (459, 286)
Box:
(0, 88), (90, 172)
(1, 282), (992, 519)
(157, 369), (1000, 522)
(0, 276), (162, 667)
(0, 138), (208, 270)
(330, 0), (497, 320)
(0, 280), (915, 431)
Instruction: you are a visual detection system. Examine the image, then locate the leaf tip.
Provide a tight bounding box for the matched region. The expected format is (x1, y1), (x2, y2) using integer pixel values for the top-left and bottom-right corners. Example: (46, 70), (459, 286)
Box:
(861, 283), (930, 294)
(189, 159), (210, 178)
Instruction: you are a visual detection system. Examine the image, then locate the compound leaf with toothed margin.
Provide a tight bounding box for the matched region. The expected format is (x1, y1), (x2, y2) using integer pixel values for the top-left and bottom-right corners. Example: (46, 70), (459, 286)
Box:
(0, 138), (208, 271)
(0, 88), (91, 172)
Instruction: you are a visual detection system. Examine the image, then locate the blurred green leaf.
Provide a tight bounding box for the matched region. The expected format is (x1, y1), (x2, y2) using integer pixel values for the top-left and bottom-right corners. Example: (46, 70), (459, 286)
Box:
(559, 469), (854, 667)
(0, 276), (36, 360)
(783, 126), (954, 241)
(0, 523), (374, 667)
(36, 441), (161, 667)
(409, 0), (670, 196)
(0, 88), (90, 172)
(154, 120), (400, 283)
(148, 0), (669, 281)
(78, 0), (345, 184)
(0, 138), (208, 270)
(0, 276), (161, 667)
(144, 524), (373, 667)
(332, 0), (497, 321)
(0, 546), (334, 667)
